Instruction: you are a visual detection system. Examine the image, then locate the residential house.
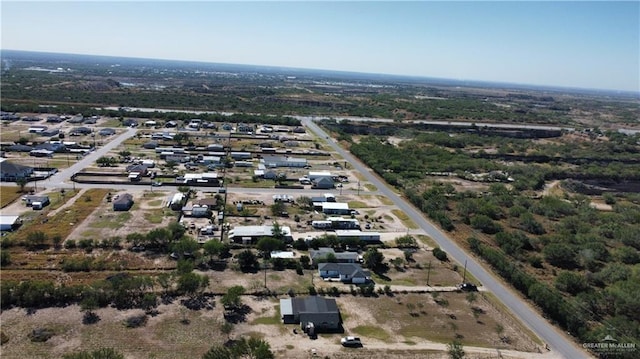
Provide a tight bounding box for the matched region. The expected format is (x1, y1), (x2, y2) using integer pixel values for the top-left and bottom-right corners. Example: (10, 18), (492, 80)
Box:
(28, 125), (48, 134)
(228, 225), (293, 244)
(142, 140), (158, 149)
(309, 247), (359, 266)
(335, 230), (381, 243)
(113, 193), (134, 211)
(321, 202), (351, 215)
(230, 152), (252, 160)
(318, 263), (371, 284)
(98, 128), (116, 136)
(261, 155), (307, 168)
(35, 143), (65, 153)
(40, 128), (60, 137)
(122, 119), (138, 127)
(0, 160), (34, 181)
(69, 127), (92, 136)
(308, 171), (333, 181)
(7, 144), (34, 152)
(312, 177), (334, 189)
(29, 149), (53, 158)
(280, 296), (341, 332)
(46, 116), (63, 123)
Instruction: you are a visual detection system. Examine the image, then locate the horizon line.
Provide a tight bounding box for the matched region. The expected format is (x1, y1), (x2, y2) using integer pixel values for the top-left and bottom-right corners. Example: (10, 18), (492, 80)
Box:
(2, 48), (639, 96)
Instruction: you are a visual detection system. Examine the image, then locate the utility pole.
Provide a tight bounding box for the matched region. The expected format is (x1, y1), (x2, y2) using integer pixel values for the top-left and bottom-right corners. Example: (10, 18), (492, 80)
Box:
(462, 259), (468, 283)
(264, 259), (268, 288)
(426, 261), (432, 286)
(357, 181), (361, 196)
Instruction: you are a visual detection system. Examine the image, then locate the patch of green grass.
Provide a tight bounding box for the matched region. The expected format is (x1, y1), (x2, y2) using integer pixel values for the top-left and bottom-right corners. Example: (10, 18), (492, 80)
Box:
(90, 212), (132, 229)
(402, 340), (417, 345)
(391, 209), (419, 229)
(251, 305), (281, 325)
(144, 209), (165, 224)
(416, 235), (436, 247)
(8, 189), (109, 243)
(364, 183), (378, 191)
(146, 199), (163, 207)
(352, 325), (391, 342)
(348, 200), (368, 209)
(285, 344), (294, 350)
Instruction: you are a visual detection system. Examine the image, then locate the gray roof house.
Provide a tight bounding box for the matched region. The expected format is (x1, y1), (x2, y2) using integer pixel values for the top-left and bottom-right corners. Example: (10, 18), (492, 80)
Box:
(261, 155), (307, 168)
(309, 247), (359, 266)
(69, 127), (92, 136)
(0, 160), (34, 181)
(7, 144), (34, 152)
(113, 193), (134, 211)
(318, 263), (371, 284)
(98, 128), (116, 136)
(280, 296), (341, 332)
(312, 177), (334, 189)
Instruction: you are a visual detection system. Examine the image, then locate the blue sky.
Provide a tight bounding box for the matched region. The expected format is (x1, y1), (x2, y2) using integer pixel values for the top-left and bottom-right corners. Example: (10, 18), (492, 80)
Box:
(2, 1), (639, 92)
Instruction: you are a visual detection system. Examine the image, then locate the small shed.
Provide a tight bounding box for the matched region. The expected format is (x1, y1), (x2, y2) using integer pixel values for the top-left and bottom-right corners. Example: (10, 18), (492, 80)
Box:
(0, 215), (21, 231)
(113, 193), (134, 211)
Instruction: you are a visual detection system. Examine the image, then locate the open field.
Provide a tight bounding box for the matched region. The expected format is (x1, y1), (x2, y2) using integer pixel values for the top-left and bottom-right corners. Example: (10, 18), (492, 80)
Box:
(1, 185), (22, 208)
(0, 291), (542, 359)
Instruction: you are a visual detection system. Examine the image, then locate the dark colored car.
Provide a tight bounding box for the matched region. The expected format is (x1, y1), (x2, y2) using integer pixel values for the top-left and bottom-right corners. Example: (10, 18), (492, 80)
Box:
(458, 283), (478, 292)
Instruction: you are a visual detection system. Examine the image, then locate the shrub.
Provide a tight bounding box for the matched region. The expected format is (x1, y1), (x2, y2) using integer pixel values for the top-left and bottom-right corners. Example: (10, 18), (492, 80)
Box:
(432, 247), (448, 261)
(29, 328), (54, 342)
(124, 314), (147, 328)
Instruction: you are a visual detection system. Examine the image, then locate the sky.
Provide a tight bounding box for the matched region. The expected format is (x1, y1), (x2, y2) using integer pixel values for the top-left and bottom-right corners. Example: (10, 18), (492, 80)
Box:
(1, 1), (639, 92)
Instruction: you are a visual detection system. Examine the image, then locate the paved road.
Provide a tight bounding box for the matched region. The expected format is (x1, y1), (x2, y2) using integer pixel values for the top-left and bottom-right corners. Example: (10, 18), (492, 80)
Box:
(45, 127), (139, 188)
(301, 118), (589, 359)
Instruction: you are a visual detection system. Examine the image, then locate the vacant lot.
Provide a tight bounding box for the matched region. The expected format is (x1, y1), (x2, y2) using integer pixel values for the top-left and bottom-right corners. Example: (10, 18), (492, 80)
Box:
(0, 290), (542, 359)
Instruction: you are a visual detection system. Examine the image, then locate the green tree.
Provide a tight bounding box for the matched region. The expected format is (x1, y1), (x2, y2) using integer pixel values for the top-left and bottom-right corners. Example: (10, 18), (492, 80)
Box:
(543, 243), (579, 269)
(203, 240), (224, 261)
(221, 285), (245, 310)
(270, 202), (286, 217)
(177, 272), (209, 296)
(0, 250), (10, 267)
(63, 348), (125, 359)
(15, 177), (28, 193)
(555, 271), (588, 295)
(296, 196), (313, 210)
(237, 250), (259, 272)
(27, 231), (48, 250)
(447, 339), (465, 359)
(256, 237), (285, 258)
(432, 247), (448, 262)
(363, 248), (385, 272)
(202, 337), (274, 359)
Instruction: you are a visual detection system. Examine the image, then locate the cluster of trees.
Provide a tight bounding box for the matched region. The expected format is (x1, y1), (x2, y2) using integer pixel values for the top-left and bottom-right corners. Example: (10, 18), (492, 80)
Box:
(346, 128), (640, 351)
(60, 338), (275, 359)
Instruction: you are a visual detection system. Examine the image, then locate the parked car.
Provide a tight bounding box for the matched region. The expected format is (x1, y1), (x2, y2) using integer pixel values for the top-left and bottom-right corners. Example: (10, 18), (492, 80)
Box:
(458, 283), (478, 292)
(341, 336), (362, 347)
(152, 181), (162, 187)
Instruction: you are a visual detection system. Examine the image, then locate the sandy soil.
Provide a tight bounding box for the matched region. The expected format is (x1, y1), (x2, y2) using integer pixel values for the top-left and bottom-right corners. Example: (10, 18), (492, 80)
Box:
(0, 295), (559, 359)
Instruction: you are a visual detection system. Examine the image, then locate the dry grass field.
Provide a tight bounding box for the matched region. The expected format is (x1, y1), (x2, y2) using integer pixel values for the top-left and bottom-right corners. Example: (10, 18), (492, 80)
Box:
(0, 291), (542, 359)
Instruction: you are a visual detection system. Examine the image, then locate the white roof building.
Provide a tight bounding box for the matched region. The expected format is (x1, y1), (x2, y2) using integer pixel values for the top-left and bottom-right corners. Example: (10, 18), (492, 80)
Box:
(228, 225), (293, 244)
(308, 171), (333, 180)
